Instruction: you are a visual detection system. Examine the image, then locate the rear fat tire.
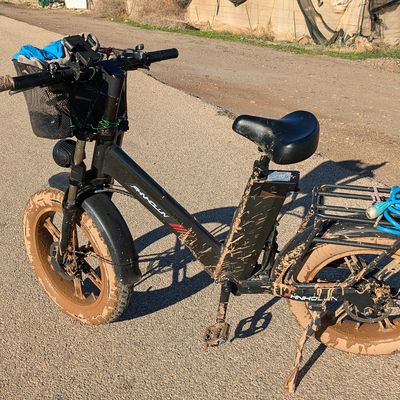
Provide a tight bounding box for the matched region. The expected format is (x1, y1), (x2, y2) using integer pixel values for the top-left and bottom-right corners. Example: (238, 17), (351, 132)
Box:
(289, 235), (400, 355)
(24, 188), (132, 325)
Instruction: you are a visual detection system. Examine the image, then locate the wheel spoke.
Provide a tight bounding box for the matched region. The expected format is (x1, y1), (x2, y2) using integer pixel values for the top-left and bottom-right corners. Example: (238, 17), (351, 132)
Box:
(378, 317), (395, 331)
(377, 259), (400, 280)
(333, 304), (347, 324)
(88, 292), (97, 301)
(384, 317), (395, 329)
(43, 217), (60, 241)
(84, 269), (102, 291)
(73, 279), (85, 300)
(344, 256), (362, 275)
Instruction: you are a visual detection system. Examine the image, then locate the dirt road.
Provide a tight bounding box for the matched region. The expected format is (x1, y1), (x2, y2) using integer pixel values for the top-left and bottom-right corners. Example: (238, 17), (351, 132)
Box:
(0, 3), (399, 185)
(0, 15), (399, 400)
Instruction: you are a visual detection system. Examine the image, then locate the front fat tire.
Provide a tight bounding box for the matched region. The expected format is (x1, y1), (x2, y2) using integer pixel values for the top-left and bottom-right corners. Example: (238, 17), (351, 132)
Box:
(288, 235), (400, 355)
(24, 188), (132, 325)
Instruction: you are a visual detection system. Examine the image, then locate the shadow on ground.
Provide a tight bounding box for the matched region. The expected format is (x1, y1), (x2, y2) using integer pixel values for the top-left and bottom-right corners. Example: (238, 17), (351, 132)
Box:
(121, 206), (234, 321)
(230, 296), (281, 342)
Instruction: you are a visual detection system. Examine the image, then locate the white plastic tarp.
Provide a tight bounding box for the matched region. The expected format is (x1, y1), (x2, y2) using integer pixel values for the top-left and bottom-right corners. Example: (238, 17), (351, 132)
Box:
(185, 0), (399, 44)
(65, 0), (87, 9)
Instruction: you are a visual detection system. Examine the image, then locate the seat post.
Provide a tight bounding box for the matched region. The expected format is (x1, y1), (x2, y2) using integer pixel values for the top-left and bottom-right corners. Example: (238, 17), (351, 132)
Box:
(254, 153), (270, 178)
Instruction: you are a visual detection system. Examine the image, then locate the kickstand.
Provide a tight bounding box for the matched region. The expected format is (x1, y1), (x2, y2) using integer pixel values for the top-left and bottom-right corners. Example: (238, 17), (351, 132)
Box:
(284, 305), (324, 393)
(204, 281), (233, 348)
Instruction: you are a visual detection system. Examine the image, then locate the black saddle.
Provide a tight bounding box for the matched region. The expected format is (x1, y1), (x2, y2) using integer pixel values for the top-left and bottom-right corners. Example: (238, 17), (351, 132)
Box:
(232, 111), (319, 165)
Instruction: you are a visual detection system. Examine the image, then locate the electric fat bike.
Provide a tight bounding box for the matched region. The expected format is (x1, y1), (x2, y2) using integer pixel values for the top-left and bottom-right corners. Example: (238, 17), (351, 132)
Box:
(1, 34), (400, 392)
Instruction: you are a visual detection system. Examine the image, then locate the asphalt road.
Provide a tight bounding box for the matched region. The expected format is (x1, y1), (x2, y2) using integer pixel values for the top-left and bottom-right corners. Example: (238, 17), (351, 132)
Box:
(0, 16), (399, 400)
(0, 3), (399, 185)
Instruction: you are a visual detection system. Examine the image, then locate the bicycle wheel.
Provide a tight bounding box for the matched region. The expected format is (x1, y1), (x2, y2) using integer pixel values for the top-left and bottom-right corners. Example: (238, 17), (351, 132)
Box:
(24, 188), (132, 324)
(289, 234), (400, 355)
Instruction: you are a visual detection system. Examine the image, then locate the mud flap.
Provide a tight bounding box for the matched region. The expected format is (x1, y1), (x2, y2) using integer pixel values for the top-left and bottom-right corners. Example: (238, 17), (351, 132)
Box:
(48, 172), (141, 285)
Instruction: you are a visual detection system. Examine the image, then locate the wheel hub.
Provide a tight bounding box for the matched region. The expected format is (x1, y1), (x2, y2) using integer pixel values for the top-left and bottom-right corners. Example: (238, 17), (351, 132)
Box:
(50, 242), (79, 281)
(343, 279), (393, 323)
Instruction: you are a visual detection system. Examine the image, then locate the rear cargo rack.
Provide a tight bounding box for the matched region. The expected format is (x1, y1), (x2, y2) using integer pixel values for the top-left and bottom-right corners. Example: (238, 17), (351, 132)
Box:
(310, 184), (394, 250)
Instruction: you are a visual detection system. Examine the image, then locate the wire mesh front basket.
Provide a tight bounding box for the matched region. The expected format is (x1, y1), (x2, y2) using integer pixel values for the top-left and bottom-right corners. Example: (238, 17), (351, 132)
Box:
(13, 61), (127, 140)
(14, 62), (73, 139)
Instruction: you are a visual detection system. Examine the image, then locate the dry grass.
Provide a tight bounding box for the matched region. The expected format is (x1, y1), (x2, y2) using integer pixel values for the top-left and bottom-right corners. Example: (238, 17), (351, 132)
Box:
(251, 25), (275, 42)
(127, 0), (182, 18)
(126, 0), (188, 28)
(93, 0), (185, 21)
(92, 0), (127, 18)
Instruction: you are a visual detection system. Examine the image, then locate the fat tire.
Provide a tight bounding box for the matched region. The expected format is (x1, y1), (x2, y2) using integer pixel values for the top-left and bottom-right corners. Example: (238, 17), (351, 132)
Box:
(24, 188), (133, 325)
(288, 232), (400, 355)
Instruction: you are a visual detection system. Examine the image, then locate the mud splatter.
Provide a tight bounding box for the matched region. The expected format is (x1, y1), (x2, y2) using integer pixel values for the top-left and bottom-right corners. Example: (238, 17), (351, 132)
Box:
(0, 75), (13, 92)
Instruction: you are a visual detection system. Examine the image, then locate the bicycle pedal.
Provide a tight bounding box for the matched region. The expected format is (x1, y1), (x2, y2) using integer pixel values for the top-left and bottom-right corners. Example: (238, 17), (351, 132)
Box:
(204, 322), (230, 348)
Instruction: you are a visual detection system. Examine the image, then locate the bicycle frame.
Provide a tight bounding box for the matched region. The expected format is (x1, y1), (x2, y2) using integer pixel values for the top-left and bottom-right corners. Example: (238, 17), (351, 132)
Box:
(64, 136), (394, 305)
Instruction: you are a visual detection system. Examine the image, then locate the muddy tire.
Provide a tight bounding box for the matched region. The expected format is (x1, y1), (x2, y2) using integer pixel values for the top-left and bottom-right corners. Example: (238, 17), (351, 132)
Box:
(24, 188), (132, 325)
(289, 235), (400, 355)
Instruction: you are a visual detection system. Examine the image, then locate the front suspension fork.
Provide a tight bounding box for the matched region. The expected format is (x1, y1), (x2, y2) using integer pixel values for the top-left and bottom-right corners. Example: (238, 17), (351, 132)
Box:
(57, 140), (87, 265)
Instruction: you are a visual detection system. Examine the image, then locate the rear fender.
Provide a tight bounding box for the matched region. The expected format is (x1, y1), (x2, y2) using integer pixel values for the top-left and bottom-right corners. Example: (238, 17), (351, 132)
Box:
(321, 221), (395, 242)
(273, 220), (395, 282)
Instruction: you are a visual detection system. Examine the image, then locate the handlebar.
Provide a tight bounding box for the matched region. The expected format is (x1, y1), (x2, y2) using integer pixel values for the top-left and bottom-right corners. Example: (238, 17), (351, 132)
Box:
(145, 48), (179, 64)
(14, 69), (76, 91)
(0, 45), (179, 93)
(0, 68), (76, 93)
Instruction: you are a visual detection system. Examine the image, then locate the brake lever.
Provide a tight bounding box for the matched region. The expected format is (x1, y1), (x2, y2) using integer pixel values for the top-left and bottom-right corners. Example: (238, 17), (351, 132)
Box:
(122, 48), (149, 69)
(49, 62), (61, 78)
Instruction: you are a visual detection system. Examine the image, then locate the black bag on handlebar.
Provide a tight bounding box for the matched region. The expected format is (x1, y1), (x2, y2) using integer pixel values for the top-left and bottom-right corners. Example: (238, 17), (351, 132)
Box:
(13, 61), (127, 140)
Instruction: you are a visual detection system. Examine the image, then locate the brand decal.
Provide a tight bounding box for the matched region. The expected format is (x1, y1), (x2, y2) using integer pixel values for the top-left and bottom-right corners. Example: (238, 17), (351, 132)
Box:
(289, 294), (338, 302)
(169, 223), (189, 235)
(131, 185), (169, 218)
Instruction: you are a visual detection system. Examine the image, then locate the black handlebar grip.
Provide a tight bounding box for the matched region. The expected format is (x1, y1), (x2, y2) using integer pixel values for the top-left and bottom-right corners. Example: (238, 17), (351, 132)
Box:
(12, 68), (76, 91)
(13, 71), (55, 91)
(0, 75), (14, 92)
(146, 48), (179, 64)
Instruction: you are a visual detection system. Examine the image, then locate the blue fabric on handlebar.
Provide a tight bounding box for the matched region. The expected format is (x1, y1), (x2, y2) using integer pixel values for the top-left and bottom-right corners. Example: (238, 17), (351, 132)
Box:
(12, 40), (65, 61)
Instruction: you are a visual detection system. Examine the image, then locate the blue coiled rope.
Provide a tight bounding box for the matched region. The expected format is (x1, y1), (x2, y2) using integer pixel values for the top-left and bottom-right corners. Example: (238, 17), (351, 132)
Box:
(367, 186), (400, 235)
